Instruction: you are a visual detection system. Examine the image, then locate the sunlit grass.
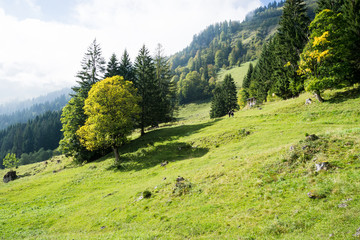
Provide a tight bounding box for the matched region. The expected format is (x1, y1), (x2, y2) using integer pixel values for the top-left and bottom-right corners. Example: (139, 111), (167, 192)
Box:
(1, 85), (360, 239)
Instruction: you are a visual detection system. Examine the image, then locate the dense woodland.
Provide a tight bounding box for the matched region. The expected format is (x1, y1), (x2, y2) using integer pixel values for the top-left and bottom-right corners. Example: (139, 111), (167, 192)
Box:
(1, 0), (359, 168)
(0, 111), (62, 167)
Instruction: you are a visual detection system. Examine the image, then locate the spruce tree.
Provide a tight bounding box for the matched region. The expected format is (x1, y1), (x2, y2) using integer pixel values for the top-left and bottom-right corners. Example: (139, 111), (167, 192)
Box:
(242, 63), (254, 89)
(277, 0), (310, 96)
(223, 74), (238, 112)
(154, 44), (176, 123)
(343, 0), (360, 83)
(317, 0), (344, 13)
(60, 39), (106, 163)
(119, 49), (134, 82)
(210, 74), (238, 118)
(134, 45), (161, 135)
(105, 53), (120, 78)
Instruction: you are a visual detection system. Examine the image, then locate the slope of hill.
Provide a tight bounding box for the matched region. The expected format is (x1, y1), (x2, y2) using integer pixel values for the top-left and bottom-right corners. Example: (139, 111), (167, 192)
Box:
(1, 84), (360, 239)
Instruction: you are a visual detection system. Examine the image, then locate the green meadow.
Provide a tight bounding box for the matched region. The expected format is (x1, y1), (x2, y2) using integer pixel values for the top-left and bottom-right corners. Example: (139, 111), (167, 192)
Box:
(1, 85), (360, 239)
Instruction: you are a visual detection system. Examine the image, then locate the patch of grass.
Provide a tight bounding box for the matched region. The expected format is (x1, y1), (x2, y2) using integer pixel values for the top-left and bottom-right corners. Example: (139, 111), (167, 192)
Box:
(2, 85), (360, 239)
(217, 60), (257, 88)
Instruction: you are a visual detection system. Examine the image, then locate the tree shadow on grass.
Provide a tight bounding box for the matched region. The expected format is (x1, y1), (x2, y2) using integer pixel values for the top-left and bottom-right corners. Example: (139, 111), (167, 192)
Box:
(105, 120), (220, 172)
(107, 141), (208, 172)
(327, 85), (360, 103)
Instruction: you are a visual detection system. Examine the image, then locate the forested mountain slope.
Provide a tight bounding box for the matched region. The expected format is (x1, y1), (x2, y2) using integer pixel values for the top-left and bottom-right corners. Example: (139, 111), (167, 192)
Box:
(170, 0), (316, 104)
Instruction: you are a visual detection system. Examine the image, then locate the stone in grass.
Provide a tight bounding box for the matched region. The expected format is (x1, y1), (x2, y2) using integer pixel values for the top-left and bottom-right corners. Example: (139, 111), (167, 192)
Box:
(315, 162), (330, 172)
(306, 134), (319, 141)
(354, 227), (360, 237)
(3, 170), (17, 183)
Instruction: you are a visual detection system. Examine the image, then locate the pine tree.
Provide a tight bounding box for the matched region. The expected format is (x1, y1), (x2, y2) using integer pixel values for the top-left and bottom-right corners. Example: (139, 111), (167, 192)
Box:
(134, 45), (161, 135)
(119, 49), (134, 82)
(105, 53), (120, 78)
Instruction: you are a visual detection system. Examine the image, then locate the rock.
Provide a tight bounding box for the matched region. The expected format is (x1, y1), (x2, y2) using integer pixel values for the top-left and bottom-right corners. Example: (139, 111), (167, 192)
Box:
(302, 145), (308, 150)
(176, 176), (185, 182)
(315, 162), (330, 172)
(306, 134), (319, 141)
(161, 161), (168, 167)
(3, 170), (17, 183)
(289, 145), (295, 151)
(305, 98), (312, 105)
(338, 203), (348, 208)
(354, 227), (360, 237)
(57, 160), (61, 164)
(307, 191), (317, 199)
(163, 177), (167, 180)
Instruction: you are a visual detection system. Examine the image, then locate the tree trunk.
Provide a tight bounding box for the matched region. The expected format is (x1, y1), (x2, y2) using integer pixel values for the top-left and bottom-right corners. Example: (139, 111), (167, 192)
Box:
(314, 90), (324, 102)
(112, 146), (120, 163)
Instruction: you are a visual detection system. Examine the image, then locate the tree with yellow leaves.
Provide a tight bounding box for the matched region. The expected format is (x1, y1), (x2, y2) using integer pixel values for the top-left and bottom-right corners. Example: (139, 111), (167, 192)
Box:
(77, 76), (141, 163)
(298, 9), (352, 102)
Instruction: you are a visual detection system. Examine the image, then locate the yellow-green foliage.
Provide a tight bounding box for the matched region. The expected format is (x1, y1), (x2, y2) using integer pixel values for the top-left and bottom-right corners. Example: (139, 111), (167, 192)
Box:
(77, 76), (141, 151)
(2, 153), (19, 170)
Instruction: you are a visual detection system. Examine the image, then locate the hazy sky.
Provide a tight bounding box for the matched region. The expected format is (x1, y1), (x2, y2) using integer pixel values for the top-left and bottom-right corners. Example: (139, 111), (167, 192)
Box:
(0, 0), (268, 103)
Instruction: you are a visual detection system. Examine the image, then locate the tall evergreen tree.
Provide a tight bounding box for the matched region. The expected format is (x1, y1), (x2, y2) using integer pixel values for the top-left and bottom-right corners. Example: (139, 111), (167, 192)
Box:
(210, 74), (238, 118)
(242, 63), (254, 89)
(74, 39), (105, 93)
(154, 44), (177, 123)
(222, 74), (238, 112)
(276, 0), (310, 96)
(60, 39), (106, 163)
(343, 0), (360, 83)
(119, 49), (134, 82)
(105, 53), (120, 78)
(134, 45), (161, 135)
(317, 0), (345, 13)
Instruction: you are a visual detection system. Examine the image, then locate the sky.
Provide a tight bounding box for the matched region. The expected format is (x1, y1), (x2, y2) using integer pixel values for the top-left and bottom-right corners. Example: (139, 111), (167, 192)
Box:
(0, 0), (268, 104)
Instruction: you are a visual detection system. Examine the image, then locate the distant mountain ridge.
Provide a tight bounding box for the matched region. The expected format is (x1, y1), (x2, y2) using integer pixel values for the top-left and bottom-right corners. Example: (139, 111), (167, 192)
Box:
(0, 88), (72, 130)
(0, 88), (72, 115)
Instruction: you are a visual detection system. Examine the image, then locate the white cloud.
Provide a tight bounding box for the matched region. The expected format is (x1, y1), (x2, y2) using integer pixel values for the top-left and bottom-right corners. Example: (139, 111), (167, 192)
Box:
(0, 0), (262, 103)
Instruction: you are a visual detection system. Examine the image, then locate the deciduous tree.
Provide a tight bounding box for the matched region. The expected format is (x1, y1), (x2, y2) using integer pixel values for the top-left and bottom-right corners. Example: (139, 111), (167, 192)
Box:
(77, 76), (140, 163)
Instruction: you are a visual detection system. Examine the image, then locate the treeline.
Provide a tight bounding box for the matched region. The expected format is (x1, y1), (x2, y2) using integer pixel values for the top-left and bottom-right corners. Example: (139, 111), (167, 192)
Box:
(239, 0), (360, 106)
(0, 94), (70, 130)
(169, 1), (289, 104)
(0, 111), (62, 168)
(60, 41), (176, 163)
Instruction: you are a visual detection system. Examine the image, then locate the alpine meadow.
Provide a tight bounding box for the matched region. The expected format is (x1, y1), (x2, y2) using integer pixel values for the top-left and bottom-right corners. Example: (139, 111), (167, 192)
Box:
(1, 0), (360, 239)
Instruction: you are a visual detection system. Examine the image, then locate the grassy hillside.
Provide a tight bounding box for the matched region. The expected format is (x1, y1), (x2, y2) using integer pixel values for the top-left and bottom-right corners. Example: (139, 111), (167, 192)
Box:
(217, 60), (258, 88)
(1, 85), (360, 239)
